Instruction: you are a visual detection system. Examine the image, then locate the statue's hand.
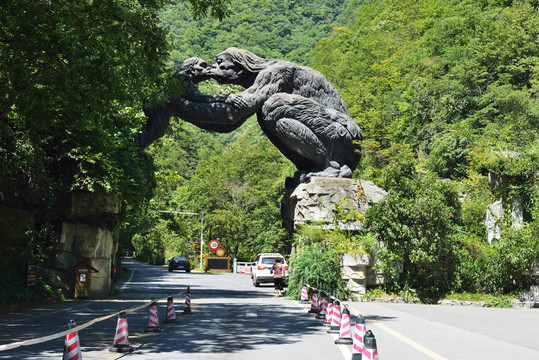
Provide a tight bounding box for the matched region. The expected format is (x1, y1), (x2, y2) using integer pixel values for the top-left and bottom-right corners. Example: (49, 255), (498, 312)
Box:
(225, 93), (247, 108)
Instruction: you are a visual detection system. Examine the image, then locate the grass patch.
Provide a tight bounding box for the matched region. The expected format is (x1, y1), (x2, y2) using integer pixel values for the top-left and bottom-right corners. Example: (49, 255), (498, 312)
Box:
(362, 287), (419, 303)
(442, 292), (516, 308)
(363, 289), (516, 308)
(362, 288), (391, 301)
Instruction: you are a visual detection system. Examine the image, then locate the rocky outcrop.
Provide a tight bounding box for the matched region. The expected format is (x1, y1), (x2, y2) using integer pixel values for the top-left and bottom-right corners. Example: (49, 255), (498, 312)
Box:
(485, 199), (504, 244)
(281, 177), (387, 298)
(0, 178), (121, 299)
(281, 177), (387, 232)
(485, 172), (524, 244)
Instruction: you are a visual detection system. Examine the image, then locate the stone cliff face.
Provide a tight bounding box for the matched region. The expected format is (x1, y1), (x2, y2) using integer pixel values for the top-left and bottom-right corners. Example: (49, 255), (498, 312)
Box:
(484, 172), (525, 244)
(281, 177), (387, 232)
(0, 182), (120, 299)
(51, 192), (121, 298)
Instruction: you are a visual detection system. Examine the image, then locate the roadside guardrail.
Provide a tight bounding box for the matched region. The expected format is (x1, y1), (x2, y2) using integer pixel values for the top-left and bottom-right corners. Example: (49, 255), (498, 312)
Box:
(234, 261), (254, 274)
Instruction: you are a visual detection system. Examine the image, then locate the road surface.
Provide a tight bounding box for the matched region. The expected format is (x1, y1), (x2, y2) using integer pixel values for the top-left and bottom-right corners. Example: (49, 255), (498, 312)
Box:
(0, 258), (344, 360)
(2, 258), (539, 359)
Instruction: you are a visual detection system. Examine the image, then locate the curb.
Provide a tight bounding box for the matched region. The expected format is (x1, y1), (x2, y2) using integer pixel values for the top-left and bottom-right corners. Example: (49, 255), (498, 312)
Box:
(0, 298), (61, 315)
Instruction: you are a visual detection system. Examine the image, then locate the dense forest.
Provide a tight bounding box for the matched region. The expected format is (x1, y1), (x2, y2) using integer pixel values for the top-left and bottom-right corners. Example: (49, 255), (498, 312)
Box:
(309, 0), (539, 300)
(160, 0), (350, 66)
(1, 0), (538, 304)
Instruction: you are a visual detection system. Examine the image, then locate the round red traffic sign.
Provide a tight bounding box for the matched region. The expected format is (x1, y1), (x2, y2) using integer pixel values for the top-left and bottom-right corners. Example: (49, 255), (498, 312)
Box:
(216, 246), (226, 257)
(208, 239), (220, 251)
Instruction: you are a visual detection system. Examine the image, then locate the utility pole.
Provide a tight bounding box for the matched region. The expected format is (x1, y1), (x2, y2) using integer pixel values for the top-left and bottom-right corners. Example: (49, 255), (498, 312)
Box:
(157, 210), (204, 269)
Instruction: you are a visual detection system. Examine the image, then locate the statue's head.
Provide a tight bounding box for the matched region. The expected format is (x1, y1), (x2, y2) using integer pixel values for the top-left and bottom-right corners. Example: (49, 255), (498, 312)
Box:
(208, 47), (269, 88)
(179, 57), (211, 84)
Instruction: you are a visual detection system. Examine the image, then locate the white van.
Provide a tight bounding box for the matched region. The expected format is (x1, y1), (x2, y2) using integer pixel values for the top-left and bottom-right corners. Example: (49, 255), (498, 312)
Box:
(251, 253), (288, 287)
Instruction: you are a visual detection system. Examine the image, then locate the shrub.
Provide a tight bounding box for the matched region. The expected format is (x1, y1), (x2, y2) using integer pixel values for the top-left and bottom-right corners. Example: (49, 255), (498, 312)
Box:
(477, 225), (539, 293)
(287, 242), (348, 300)
(0, 261), (57, 306)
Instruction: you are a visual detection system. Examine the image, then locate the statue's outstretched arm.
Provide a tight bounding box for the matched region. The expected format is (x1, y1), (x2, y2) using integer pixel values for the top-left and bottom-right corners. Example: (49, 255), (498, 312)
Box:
(167, 91), (262, 128)
(172, 61), (275, 127)
(137, 67), (268, 147)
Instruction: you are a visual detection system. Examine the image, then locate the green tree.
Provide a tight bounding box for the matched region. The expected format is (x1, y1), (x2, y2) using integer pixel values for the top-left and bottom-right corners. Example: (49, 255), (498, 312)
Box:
(176, 122), (293, 261)
(0, 0), (236, 298)
(0, 0), (171, 270)
(365, 154), (461, 301)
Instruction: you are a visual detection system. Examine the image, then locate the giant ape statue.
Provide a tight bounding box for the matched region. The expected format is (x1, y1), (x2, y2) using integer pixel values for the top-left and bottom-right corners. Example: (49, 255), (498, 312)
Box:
(136, 48), (362, 183)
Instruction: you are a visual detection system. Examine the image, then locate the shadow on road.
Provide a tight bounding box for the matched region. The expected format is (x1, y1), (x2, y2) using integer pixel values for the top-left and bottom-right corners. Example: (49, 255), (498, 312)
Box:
(0, 259), (326, 359)
(130, 301), (326, 355)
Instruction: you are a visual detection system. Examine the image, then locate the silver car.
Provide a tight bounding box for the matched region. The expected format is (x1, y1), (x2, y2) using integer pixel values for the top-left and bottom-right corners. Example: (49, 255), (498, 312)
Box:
(251, 253), (288, 287)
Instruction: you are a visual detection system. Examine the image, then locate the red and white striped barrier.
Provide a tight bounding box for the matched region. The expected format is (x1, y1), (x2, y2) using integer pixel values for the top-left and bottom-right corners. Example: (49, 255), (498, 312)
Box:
(299, 283), (382, 359)
(352, 314), (366, 359)
(144, 302), (161, 332)
(363, 330), (379, 360)
(63, 320), (82, 360)
(109, 312), (133, 353)
(335, 306), (353, 344)
(325, 299), (334, 325)
(328, 299), (341, 333)
(309, 290), (319, 313)
(164, 296), (177, 323)
(244, 267), (251, 275)
(184, 287), (192, 314)
(300, 284), (309, 303)
(316, 292), (328, 320)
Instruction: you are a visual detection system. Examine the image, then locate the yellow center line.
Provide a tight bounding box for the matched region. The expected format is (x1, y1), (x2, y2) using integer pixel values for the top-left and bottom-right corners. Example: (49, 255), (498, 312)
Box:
(346, 303), (448, 360)
(173, 274), (189, 286)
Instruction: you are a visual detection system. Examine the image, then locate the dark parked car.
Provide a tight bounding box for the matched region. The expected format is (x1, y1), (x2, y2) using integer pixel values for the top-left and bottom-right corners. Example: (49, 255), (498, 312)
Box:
(168, 257), (191, 272)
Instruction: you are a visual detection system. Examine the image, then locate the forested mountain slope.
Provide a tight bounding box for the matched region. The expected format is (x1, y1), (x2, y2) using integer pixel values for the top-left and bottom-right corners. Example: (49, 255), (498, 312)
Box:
(306, 0), (539, 300)
(160, 0), (352, 66)
(309, 0), (539, 182)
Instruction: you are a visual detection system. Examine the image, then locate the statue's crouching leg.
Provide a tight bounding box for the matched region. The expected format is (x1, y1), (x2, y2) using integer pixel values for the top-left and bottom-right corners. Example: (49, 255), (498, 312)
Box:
(262, 93), (352, 182)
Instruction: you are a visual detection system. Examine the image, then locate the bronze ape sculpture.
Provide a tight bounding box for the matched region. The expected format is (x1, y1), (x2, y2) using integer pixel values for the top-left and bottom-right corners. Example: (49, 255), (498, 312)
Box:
(137, 48), (362, 183)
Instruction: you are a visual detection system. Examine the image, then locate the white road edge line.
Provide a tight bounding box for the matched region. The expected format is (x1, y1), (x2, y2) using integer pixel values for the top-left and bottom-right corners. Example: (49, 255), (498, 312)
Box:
(119, 268), (134, 292)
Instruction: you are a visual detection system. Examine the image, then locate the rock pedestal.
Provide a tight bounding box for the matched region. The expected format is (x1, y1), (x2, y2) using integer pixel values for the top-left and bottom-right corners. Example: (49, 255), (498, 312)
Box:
(342, 254), (369, 300)
(281, 177), (387, 298)
(48, 191), (121, 299)
(281, 177), (386, 232)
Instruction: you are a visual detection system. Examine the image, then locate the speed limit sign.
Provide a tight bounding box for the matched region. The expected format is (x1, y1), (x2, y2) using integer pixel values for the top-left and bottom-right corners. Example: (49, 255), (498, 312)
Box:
(208, 239), (221, 251)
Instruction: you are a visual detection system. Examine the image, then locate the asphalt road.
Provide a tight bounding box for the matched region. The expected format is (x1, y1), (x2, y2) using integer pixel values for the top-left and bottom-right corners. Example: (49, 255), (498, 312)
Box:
(2, 258), (539, 359)
(344, 301), (539, 359)
(0, 258), (345, 360)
